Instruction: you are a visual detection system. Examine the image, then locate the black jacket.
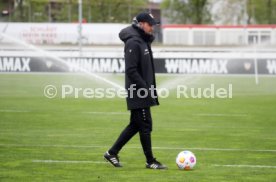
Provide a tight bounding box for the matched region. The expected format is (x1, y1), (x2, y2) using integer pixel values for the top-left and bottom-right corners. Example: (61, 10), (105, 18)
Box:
(119, 25), (159, 110)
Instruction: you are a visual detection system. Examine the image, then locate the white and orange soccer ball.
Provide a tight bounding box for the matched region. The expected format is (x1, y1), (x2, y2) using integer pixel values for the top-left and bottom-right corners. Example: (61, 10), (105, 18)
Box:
(176, 151), (196, 170)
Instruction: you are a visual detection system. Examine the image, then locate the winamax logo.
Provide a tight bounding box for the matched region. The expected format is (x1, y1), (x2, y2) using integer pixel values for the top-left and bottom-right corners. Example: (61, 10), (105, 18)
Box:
(165, 59), (228, 74)
(0, 57), (276, 75)
(0, 57), (31, 72)
(267, 60), (276, 74)
(66, 58), (125, 73)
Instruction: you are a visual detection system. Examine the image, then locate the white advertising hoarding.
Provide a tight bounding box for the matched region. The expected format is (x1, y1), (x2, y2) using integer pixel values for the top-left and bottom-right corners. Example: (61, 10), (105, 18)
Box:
(0, 23), (127, 45)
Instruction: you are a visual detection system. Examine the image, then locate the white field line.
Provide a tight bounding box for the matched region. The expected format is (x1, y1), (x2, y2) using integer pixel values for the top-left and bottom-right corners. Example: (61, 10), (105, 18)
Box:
(0, 109), (30, 113)
(32, 160), (108, 164)
(152, 146), (276, 152)
(194, 113), (248, 117)
(83, 111), (129, 115)
(213, 164), (276, 169)
(0, 109), (248, 117)
(0, 144), (275, 152)
(31, 161), (276, 168)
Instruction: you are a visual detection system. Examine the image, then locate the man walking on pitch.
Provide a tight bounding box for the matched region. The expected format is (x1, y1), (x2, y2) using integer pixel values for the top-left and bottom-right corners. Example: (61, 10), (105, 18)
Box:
(104, 12), (167, 169)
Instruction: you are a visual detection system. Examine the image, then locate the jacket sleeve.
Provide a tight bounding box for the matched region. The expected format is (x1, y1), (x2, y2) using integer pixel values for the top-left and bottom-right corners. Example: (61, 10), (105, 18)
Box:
(125, 40), (148, 89)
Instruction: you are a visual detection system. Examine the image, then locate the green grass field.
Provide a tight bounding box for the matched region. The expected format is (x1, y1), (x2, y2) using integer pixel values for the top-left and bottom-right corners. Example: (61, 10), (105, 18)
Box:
(0, 73), (276, 181)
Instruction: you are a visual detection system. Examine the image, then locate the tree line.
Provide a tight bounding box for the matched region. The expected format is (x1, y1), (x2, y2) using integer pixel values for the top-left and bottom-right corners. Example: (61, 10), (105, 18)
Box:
(1, 0), (275, 24)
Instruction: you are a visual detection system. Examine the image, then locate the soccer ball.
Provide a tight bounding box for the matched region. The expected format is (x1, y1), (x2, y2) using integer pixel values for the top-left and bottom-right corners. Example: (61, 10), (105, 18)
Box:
(176, 150), (196, 170)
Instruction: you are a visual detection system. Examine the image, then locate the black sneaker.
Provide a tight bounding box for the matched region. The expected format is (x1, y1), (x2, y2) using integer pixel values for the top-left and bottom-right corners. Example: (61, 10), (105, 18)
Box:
(104, 151), (122, 167)
(146, 158), (168, 169)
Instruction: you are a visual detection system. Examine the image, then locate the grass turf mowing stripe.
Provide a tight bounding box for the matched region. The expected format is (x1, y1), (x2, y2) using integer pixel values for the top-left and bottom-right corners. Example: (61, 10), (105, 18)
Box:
(83, 111), (129, 115)
(1, 144), (275, 152)
(0, 109), (30, 113)
(32, 160), (108, 164)
(213, 164), (276, 169)
(194, 113), (248, 117)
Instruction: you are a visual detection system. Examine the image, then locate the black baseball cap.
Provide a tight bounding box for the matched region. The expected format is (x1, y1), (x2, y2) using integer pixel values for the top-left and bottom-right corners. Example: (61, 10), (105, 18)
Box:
(135, 12), (160, 26)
